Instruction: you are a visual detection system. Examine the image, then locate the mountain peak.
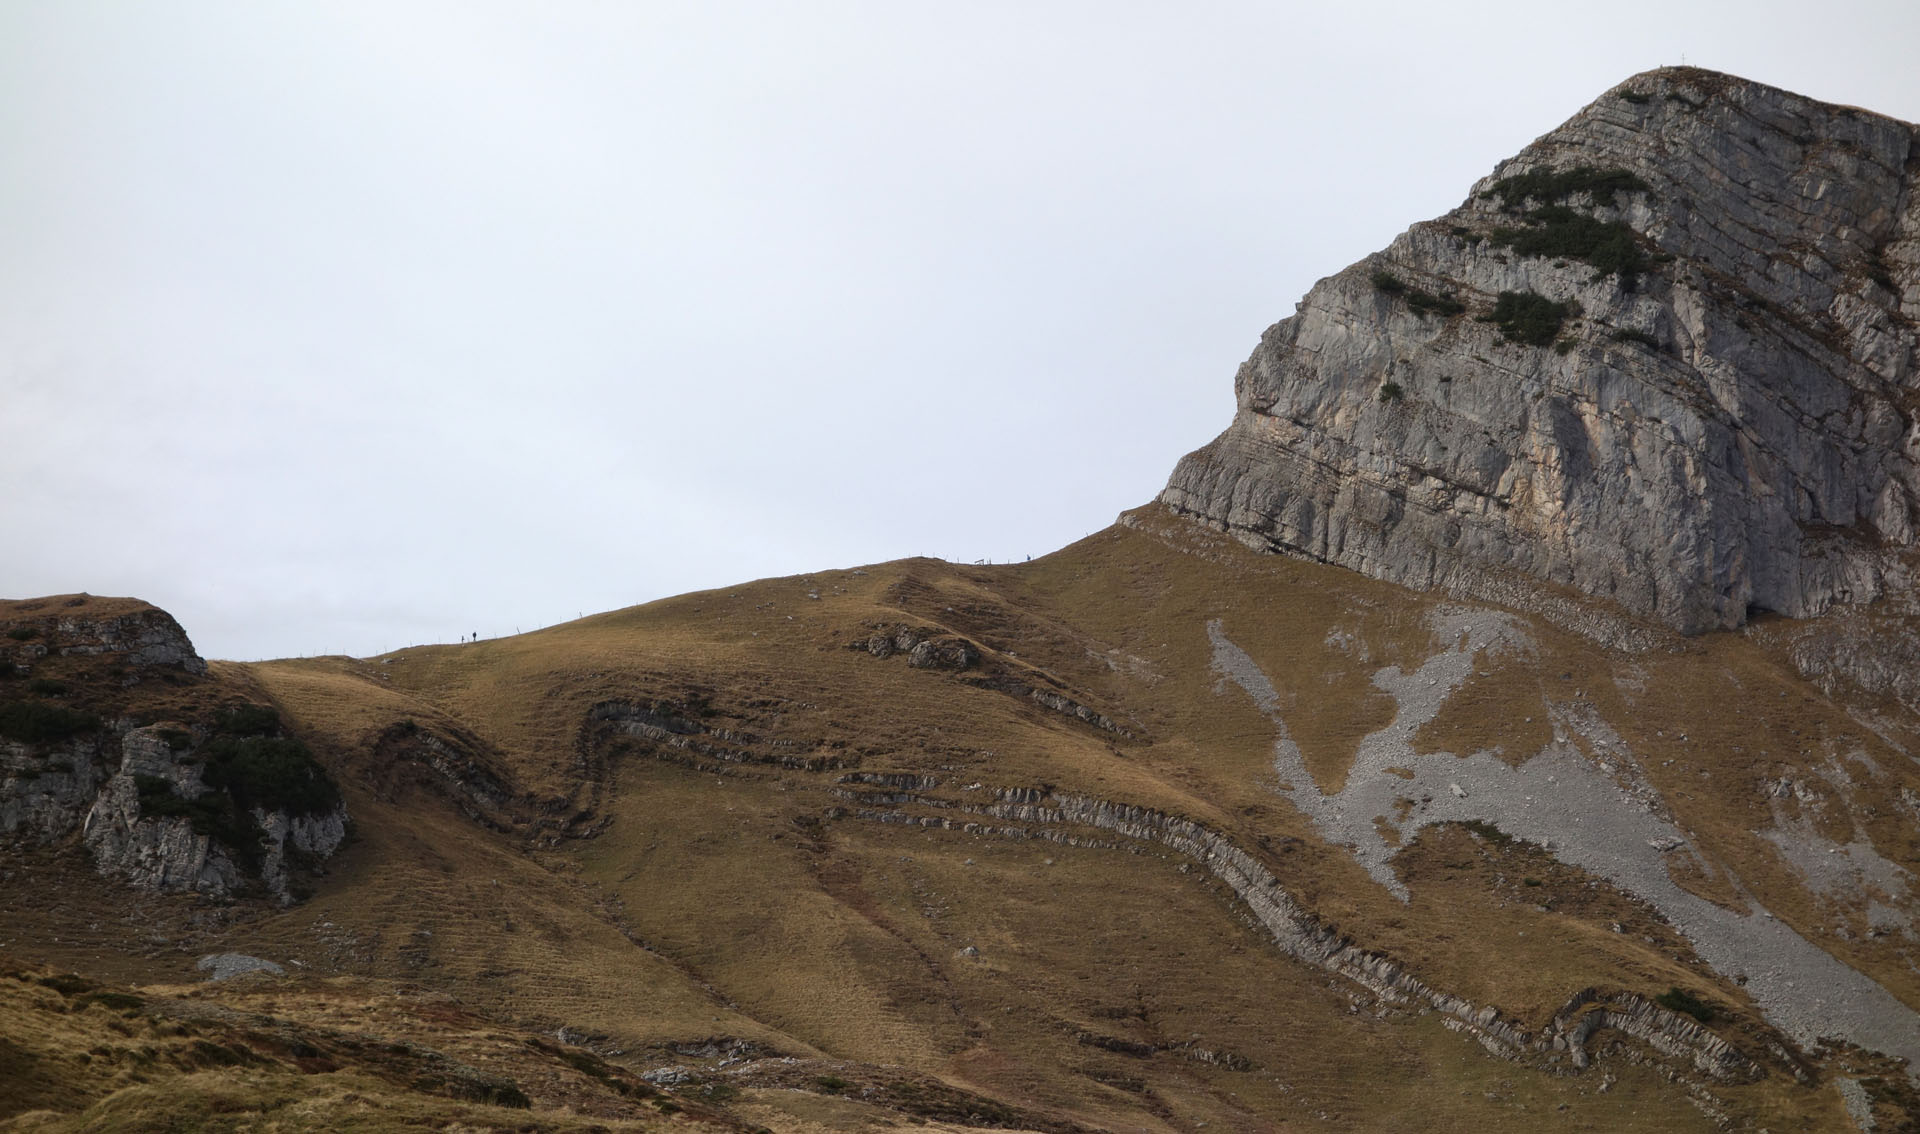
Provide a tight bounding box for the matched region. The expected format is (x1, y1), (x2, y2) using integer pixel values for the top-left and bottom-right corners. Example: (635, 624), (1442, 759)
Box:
(1162, 70), (1919, 635)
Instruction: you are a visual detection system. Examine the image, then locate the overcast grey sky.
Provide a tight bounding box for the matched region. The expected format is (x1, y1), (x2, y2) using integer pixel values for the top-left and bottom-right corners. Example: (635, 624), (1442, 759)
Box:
(5, 2), (1917, 660)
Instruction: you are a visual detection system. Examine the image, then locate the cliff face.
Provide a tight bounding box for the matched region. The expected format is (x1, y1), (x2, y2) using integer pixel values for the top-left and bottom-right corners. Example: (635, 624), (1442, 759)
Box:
(1162, 68), (1920, 634)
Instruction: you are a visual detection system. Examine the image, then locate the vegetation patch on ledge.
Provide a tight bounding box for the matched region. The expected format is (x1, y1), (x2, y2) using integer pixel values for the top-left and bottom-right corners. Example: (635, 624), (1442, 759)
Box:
(0, 699), (102, 744)
(1654, 986), (1719, 1024)
(1491, 207), (1648, 288)
(1482, 166), (1653, 288)
(1372, 271), (1467, 318)
(134, 704), (341, 871)
(1480, 291), (1579, 347)
(1484, 165), (1650, 210)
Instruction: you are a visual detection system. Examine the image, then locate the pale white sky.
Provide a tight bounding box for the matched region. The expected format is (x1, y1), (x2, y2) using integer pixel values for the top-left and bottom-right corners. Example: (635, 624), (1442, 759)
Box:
(4, 1), (1917, 660)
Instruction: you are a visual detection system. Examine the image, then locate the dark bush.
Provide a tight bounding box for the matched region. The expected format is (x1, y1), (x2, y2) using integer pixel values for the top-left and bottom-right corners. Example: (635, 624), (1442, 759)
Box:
(1483, 291), (1576, 347)
(1655, 986), (1717, 1023)
(0, 700), (102, 744)
(215, 704), (281, 738)
(133, 774), (254, 853)
(1378, 381), (1404, 403)
(36, 973), (95, 996)
(1611, 328), (1661, 349)
(157, 728), (193, 750)
(1485, 165), (1649, 211)
(814, 1074), (849, 1094)
(6, 627), (38, 641)
(480, 1082), (532, 1109)
(26, 678), (67, 696)
(200, 734), (341, 818)
(1867, 257), (1897, 292)
(80, 991), (145, 1014)
(1490, 206), (1646, 287)
(1407, 290), (1466, 317)
(1375, 270), (1465, 318)
(1619, 91), (1651, 105)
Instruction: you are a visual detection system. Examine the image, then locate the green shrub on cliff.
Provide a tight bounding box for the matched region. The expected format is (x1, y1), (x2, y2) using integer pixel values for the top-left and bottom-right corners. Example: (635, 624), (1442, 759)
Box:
(199, 705), (340, 818)
(200, 734), (339, 818)
(130, 704), (340, 871)
(1490, 206), (1647, 288)
(1484, 165), (1649, 210)
(0, 700), (101, 744)
(1482, 166), (1652, 288)
(1482, 291), (1577, 347)
(1373, 271), (1466, 318)
(1655, 986), (1717, 1023)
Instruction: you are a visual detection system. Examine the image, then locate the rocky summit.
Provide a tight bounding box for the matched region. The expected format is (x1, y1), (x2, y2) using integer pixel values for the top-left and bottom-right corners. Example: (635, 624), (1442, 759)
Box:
(1163, 67), (1920, 636)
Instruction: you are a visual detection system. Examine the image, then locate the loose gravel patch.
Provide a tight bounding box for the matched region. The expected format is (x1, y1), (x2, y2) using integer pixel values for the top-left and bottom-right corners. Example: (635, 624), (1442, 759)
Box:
(1210, 609), (1920, 1072)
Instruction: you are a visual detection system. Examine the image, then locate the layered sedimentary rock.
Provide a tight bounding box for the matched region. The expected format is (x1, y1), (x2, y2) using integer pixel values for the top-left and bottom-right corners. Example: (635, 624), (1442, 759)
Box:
(3, 597), (208, 675)
(1162, 68), (1920, 634)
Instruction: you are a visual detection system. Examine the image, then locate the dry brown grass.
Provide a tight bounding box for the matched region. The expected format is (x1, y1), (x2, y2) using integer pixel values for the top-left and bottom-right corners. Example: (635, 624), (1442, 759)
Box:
(6, 504), (1913, 1130)
(0, 594), (161, 622)
(0, 956), (701, 1131)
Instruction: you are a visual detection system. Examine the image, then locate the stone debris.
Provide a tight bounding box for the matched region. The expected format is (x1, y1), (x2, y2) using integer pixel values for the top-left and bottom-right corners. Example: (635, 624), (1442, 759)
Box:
(1208, 610), (1920, 1075)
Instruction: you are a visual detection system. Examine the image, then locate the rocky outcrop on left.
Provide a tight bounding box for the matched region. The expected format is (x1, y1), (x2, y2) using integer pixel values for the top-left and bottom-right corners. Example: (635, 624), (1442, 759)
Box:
(80, 725), (249, 894)
(0, 596), (346, 903)
(78, 716), (348, 903)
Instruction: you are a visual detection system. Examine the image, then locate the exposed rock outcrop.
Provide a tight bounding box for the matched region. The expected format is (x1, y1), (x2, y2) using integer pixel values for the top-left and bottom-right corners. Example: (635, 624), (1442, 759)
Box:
(79, 722), (347, 903)
(1161, 68), (1920, 634)
(0, 732), (111, 842)
(588, 699), (840, 772)
(851, 625), (981, 671)
(833, 780), (1766, 1085)
(2, 595), (207, 675)
(82, 726), (248, 895)
(1, 596), (347, 903)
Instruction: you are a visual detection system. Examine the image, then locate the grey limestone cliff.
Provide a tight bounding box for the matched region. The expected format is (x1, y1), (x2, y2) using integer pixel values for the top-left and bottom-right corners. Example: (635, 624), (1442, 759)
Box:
(1161, 68), (1920, 634)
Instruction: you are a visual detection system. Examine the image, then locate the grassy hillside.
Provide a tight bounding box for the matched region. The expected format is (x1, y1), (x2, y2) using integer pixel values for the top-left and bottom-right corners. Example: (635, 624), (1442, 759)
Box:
(6, 507), (1918, 1130)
